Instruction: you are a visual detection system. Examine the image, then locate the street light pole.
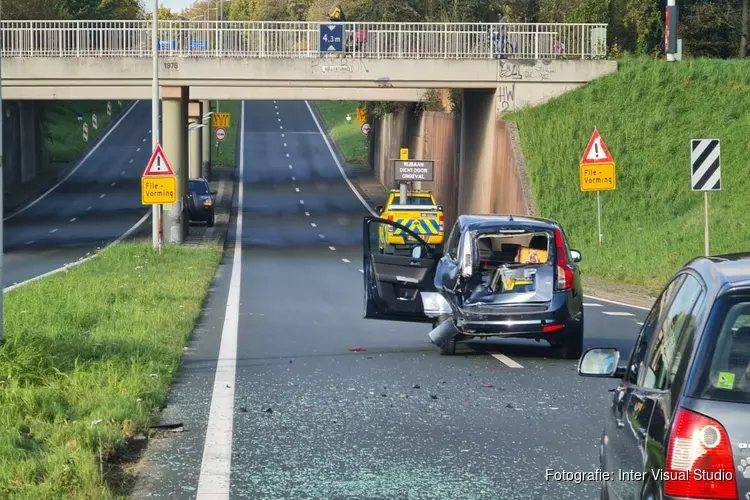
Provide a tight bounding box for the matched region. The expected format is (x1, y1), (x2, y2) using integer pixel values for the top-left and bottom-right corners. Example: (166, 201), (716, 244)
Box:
(152, 0), (163, 253)
(0, 0), (5, 343)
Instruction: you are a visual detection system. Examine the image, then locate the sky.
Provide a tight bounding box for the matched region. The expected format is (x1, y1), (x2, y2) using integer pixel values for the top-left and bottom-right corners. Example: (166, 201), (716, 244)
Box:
(145, 0), (195, 12)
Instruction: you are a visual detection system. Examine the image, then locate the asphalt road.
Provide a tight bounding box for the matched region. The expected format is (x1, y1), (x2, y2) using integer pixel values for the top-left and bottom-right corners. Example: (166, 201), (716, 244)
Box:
(132, 100), (650, 500)
(3, 101), (152, 288)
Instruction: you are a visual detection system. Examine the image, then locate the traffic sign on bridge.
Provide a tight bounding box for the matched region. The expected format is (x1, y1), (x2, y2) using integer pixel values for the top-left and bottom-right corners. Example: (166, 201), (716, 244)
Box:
(319, 24), (344, 52)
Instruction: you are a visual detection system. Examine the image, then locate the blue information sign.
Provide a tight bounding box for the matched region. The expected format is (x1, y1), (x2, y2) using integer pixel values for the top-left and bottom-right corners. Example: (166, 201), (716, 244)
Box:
(319, 23), (345, 52)
(158, 40), (176, 50)
(189, 40), (209, 50)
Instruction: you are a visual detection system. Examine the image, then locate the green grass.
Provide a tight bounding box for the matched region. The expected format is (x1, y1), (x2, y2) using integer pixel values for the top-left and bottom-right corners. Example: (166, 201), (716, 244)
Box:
(313, 101), (369, 164)
(210, 101), (241, 168)
(43, 101), (129, 164)
(505, 56), (750, 291)
(0, 243), (221, 499)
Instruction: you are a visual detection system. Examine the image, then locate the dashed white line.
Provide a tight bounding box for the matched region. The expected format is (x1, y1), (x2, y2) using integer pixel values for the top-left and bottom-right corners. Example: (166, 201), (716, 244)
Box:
(111, 182), (116, 187)
(292, 176), (296, 181)
(342, 258), (350, 263)
(636, 321), (644, 326)
(283, 143), (287, 147)
(311, 222), (317, 227)
(299, 199), (304, 204)
(129, 159), (133, 163)
(289, 164), (293, 169)
(24, 240), (34, 245)
(49, 228), (58, 234)
(295, 187), (300, 192)
(278, 118), (281, 122)
(359, 269), (364, 273)
(100, 194), (106, 198)
(276, 111), (280, 115)
(492, 353), (523, 368)
(121, 170), (126, 175)
(319, 234), (325, 239)
(286, 153), (290, 158)
(602, 311), (635, 317)
(289, 165), (293, 169)
(304, 212), (310, 216)
(583, 302), (603, 307)
(279, 126), (283, 130)
(281, 133), (285, 138)
(69, 218), (77, 222)
(149, 129), (152, 133)
(329, 246), (336, 251)
(143, 138), (147, 142)
(86, 206), (93, 211)
(136, 147), (141, 152)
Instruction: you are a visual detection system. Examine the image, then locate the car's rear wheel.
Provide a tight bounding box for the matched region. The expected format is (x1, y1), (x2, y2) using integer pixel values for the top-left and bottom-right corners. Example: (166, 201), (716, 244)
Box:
(552, 313), (584, 360)
(207, 213), (215, 227)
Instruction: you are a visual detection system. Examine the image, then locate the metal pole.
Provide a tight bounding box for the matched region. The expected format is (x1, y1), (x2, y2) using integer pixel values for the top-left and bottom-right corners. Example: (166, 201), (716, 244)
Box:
(704, 191), (710, 256)
(596, 190), (603, 247)
(399, 183), (407, 205)
(0, 4), (5, 344)
(152, 0), (162, 253)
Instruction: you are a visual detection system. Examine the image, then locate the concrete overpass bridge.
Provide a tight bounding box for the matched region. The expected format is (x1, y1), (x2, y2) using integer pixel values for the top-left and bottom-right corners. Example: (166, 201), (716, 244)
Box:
(1, 20), (616, 243)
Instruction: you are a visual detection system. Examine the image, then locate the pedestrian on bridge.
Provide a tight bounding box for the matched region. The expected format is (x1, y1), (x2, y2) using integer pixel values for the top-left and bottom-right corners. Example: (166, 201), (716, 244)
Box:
(493, 10), (508, 58)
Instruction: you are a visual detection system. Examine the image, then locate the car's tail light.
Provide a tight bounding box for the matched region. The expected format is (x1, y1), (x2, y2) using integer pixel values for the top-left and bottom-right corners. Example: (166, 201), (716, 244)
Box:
(554, 228), (573, 291)
(664, 407), (738, 499)
(438, 214), (444, 231)
(387, 215), (394, 232)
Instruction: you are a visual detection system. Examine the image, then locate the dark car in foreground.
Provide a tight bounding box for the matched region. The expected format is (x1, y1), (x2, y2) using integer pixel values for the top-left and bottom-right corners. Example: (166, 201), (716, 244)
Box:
(362, 214), (584, 358)
(578, 253), (750, 500)
(187, 178), (216, 227)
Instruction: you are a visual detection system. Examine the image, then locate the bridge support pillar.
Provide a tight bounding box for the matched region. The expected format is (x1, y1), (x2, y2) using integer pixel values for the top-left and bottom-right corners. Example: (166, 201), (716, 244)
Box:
(457, 89), (497, 215)
(201, 99), (211, 178)
(188, 101), (203, 179)
(19, 101), (39, 183)
(161, 86), (189, 244)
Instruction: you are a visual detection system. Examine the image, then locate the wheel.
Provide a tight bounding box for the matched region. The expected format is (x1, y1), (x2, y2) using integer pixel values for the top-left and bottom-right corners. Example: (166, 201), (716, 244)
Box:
(432, 316), (457, 356)
(552, 312), (584, 360)
(207, 213), (215, 227)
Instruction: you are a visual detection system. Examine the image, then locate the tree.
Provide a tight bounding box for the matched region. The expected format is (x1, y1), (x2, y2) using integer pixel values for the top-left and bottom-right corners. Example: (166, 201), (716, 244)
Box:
(1, 0), (64, 19)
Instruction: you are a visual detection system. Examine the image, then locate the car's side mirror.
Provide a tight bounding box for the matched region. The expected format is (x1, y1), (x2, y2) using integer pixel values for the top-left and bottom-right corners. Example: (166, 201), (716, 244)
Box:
(210, 190), (217, 195)
(411, 246), (425, 259)
(570, 249), (582, 263)
(376, 205), (384, 214)
(577, 347), (621, 378)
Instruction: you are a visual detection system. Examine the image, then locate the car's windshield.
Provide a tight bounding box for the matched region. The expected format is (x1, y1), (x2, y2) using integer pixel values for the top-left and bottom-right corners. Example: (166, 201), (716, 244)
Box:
(692, 295), (750, 404)
(391, 195), (434, 205)
(190, 180), (208, 195)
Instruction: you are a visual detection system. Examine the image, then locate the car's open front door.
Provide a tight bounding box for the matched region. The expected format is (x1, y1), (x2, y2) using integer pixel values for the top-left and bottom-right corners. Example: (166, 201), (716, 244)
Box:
(362, 216), (439, 323)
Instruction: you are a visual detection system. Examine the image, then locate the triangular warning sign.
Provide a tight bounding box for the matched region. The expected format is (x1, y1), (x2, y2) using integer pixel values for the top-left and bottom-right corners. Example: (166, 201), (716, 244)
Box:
(143, 144), (175, 176)
(580, 130), (614, 164)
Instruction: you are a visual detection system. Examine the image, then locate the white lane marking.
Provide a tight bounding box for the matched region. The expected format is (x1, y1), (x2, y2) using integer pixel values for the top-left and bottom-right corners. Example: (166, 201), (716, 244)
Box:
(319, 234), (325, 239)
(111, 182), (116, 187)
(129, 159), (133, 163)
(100, 194), (106, 198)
(273, 100), (276, 103)
(289, 164), (292, 169)
(195, 100), (245, 499)
(86, 206), (93, 211)
(69, 218), (76, 222)
(281, 133), (285, 138)
(4, 101), (138, 221)
(295, 187), (300, 192)
(304, 101), (377, 217)
(636, 321), (644, 326)
(24, 240), (34, 245)
(329, 246), (336, 251)
(278, 118), (281, 122)
(291, 176), (296, 181)
(602, 311), (635, 317)
(492, 353), (523, 368)
(289, 165), (292, 169)
(49, 228), (58, 234)
(311, 223), (317, 227)
(136, 147), (141, 152)
(283, 143), (287, 147)
(277, 112), (280, 115)
(342, 258), (350, 263)
(583, 302), (603, 307)
(299, 199), (304, 204)
(359, 269), (364, 273)
(279, 126), (283, 130)
(285, 153), (290, 158)
(583, 294), (651, 311)
(149, 129), (151, 133)
(304, 212), (310, 216)
(121, 170), (126, 175)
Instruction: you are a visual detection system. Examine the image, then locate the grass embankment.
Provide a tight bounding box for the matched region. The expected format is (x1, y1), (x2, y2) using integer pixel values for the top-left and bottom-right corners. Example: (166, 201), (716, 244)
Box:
(505, 56), (750, 292)
(210, 100), (241, 168)
(0, 243), (221, 498)
(314, 101), (369, 163)
(44, 100), (128, 164)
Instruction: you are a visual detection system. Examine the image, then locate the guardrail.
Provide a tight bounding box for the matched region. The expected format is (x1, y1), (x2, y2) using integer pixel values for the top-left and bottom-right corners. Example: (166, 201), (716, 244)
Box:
(0, 21), (607, 60)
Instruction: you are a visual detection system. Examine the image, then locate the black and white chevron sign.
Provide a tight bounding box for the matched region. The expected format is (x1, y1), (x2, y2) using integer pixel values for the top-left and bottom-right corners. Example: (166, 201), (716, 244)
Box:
(690, 139), (721, 191)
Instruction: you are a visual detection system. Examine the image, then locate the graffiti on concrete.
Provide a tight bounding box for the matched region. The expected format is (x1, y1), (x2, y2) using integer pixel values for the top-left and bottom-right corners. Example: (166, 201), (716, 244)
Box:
(523, 62), (554, 80)
(498, 84), (516, 113)
(498, 60), (555, 81)
(498, 61), (523, 80)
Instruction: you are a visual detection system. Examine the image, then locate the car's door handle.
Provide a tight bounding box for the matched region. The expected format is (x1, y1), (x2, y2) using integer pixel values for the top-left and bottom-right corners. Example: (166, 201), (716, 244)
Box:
(409, 260), (421, 266)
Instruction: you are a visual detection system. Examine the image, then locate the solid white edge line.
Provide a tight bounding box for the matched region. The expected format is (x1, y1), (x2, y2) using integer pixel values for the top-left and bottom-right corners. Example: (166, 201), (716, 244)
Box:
(304, 101), (654, 314)
(602, 311), (635, 317)
(304, 101), (377, 217)
(4, 100), (140, 221)
(195, 100), (244, 500)
(492, 353), (523, 368)
(583, 294), (651, 311)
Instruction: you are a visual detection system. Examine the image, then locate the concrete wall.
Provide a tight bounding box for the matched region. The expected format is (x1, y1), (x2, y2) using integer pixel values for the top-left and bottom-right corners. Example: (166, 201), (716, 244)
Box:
(491, 121), (536, 216)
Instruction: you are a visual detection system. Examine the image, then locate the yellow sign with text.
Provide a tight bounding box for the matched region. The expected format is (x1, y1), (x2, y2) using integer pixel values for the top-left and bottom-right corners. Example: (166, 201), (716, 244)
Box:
(141, 176), (177, 205)
(579, 162), (616, 192)
(400, 148), (409, 160)
(212, 112), (231, 128)
(356, 107), (368, 124)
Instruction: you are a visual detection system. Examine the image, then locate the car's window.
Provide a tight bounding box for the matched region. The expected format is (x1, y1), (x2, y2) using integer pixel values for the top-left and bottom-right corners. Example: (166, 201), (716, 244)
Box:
(366, 219), (429, 258)
(638, 274), (704, 390)
(625, 275), (685, 385)
(445, 223), (460, 260)
(190, 180), (208, 195)
(691, 295), (750, 404)
(391, 195), (434, 205)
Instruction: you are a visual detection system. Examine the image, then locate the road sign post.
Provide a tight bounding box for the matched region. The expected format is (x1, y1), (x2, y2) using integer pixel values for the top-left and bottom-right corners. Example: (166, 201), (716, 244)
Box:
(215, 127), (227, 142)
(151, 0), (161, 252)
(319, 23), (345, 53)
(360, 123), (370, 136)
(579, 129), (616, 247)
(142, 144), (177, 255)
(690, 139), (720, 256)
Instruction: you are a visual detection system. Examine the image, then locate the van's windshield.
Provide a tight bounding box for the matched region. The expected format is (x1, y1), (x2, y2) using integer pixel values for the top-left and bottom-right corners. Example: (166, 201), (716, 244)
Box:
(692, 295), (750, 404)
(391, 195), (434, 205)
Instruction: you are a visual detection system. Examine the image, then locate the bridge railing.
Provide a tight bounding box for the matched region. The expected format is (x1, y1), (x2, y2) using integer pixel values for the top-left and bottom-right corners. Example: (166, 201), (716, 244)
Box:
(0, 21), (608, 60)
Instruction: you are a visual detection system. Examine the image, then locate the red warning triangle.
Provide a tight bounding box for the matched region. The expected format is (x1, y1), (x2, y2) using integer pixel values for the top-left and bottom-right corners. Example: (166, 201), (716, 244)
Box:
(580, 130), (614, 164)
(143, 144), (175, 176)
